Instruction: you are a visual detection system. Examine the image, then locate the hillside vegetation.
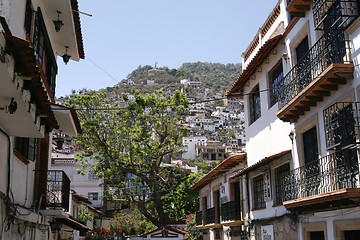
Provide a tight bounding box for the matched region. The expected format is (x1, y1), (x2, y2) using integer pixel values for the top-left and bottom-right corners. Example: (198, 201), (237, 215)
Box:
(108, 62), (242, 96)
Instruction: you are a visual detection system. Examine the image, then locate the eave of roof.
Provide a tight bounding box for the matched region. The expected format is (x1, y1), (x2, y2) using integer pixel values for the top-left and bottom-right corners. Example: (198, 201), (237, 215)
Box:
(70, 0), (85, 59)
(51, 103), (82, 135)
(56, 217), (89, 231)
(190, 153), (246, 191)
(87, 204), (103, 216)
(230, 150), (291, 179)
(226, 34), (283, 98)
(10, 35), (59, 129)
(72, 193), (92, 204)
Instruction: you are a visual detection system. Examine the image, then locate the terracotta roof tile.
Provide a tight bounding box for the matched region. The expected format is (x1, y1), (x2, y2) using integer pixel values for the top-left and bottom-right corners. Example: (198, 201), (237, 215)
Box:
(230, 150), (291, 178)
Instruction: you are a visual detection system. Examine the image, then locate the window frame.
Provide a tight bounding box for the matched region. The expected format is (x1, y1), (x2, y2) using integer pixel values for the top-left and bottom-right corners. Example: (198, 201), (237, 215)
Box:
(274, 163), (290, 205)
(252, 174), (265, 210)
(268, 60), (284, 108)
(249, 85), (261, 125)
(88, 192), (99, 201)
(14, 137), (37, 164)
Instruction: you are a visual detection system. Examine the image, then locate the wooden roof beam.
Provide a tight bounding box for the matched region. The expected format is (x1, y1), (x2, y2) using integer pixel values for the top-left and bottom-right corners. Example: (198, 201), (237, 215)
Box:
(328, 77), (346, 85)
(306, 95), (323, 102)
(294, 5), (310, 11)
(295, 105), (310, 112)
(289, 11), (305, 17)
(300, 100), (316, 107)
(320, 84), (338, 91)
(313, 90), (330, 97)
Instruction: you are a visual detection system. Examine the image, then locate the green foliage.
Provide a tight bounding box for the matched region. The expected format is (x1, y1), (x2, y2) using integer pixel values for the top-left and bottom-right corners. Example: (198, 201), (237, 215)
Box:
(66, 89), (190, 227)
(110, 208), (156, 236)
(185, 214), (202, 240)
(110, 62), (241, 96)
(178, 62), (242, 93)
(228, 130), (236, 139)
(79, 203), (93, 224)
(162, 172), (202, 221)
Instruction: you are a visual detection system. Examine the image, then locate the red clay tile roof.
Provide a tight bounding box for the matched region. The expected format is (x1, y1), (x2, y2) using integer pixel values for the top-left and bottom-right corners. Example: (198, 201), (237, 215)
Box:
(72, 193), (92, 204)
(230, 150), (291, 178)
(56, 217), (89, 230)
(226, 35), (283, 98)
(190, 154), (246, 191)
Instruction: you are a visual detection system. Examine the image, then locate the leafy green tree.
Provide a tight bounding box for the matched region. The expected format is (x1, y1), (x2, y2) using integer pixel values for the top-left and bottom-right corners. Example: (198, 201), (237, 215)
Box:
(162, 172), (202, 221)
(110, 208), (156, 236)
(66, 89), (189, 227)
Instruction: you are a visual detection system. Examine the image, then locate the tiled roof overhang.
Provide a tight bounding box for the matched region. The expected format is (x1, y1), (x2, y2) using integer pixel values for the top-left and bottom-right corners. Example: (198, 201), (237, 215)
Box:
(72, 193), (92, 204)
(11, 35), (59, 130)
(87, 204), (103, 216)
(71, 0), (85, 59)
(230, 150), (291, 179)
(56, 217), (89, 231)
(190, 154), (246, 191)
(226, 34), (283, 98)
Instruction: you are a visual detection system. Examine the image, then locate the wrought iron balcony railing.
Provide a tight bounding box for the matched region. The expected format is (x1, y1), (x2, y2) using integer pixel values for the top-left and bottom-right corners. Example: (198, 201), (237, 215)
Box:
(221, 200), (241, 222)
(196, 211), (203, 226)
(39, 170), (71, 211)
(205, 207), (216, 225)
(279, 148), (359, 202)
(323, 102), (360, 150)
(313, 0), (360, 30)
(277, 30), (351, 110)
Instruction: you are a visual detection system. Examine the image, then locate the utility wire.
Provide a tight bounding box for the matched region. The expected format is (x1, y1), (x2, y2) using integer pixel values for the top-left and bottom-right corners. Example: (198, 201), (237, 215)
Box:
(87, 57), (120, 83)
(53, 64), (358, 111)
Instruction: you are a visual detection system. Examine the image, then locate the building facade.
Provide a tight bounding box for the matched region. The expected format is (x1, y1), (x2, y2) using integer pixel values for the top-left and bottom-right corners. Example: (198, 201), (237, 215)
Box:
(226, 0), (360, 239)
(192, 154), (247, 240)
(0, 0), (85, 239)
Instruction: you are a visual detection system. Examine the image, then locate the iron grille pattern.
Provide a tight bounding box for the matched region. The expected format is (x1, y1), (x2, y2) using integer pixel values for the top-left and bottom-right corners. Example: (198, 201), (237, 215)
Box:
(44, 170), (70, 211)
(196, 211), (203, 226)
(313, 0), (360, 30)
(277, 30), (351, 109)
(253, 174), (266, 209)
(279, 148), (359, 202)
(205, 207), (216, 225)
(323, 102), (360, 149)
(275, 163), (290, 205)
(221, 200), (241, 222)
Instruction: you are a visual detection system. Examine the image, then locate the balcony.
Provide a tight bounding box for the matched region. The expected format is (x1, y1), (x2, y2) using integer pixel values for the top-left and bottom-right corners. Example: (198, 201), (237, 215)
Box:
(205, 207), (216, 225)
(196, 211), (203, 226)
(277, 30), (353, 122)
(287, 0), (312, 17)
(280, 148), (360, 213)
(220, 200), (241, 223)
(313, 0), (360, 30)
(323, 102), (360, 150)
(38, 170), (71, 211)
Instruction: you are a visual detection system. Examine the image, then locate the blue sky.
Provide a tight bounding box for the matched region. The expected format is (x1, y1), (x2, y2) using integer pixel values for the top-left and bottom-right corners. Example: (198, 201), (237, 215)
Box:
(56, 0), (278, 98)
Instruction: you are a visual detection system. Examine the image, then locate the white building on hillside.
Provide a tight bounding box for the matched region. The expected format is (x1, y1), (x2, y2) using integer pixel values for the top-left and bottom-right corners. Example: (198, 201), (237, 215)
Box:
(182, 136), (207, 159)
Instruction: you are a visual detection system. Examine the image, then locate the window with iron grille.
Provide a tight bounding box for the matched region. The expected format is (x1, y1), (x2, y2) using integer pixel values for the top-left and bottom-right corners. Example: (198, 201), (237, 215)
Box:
(31, 8), (58, 97)
(15, 137), (37, 162)
(269, 60), (283, 107)
(275, 163), (290, 205)
(253, 174), (265, 209)
(249, 85), (261, 124)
